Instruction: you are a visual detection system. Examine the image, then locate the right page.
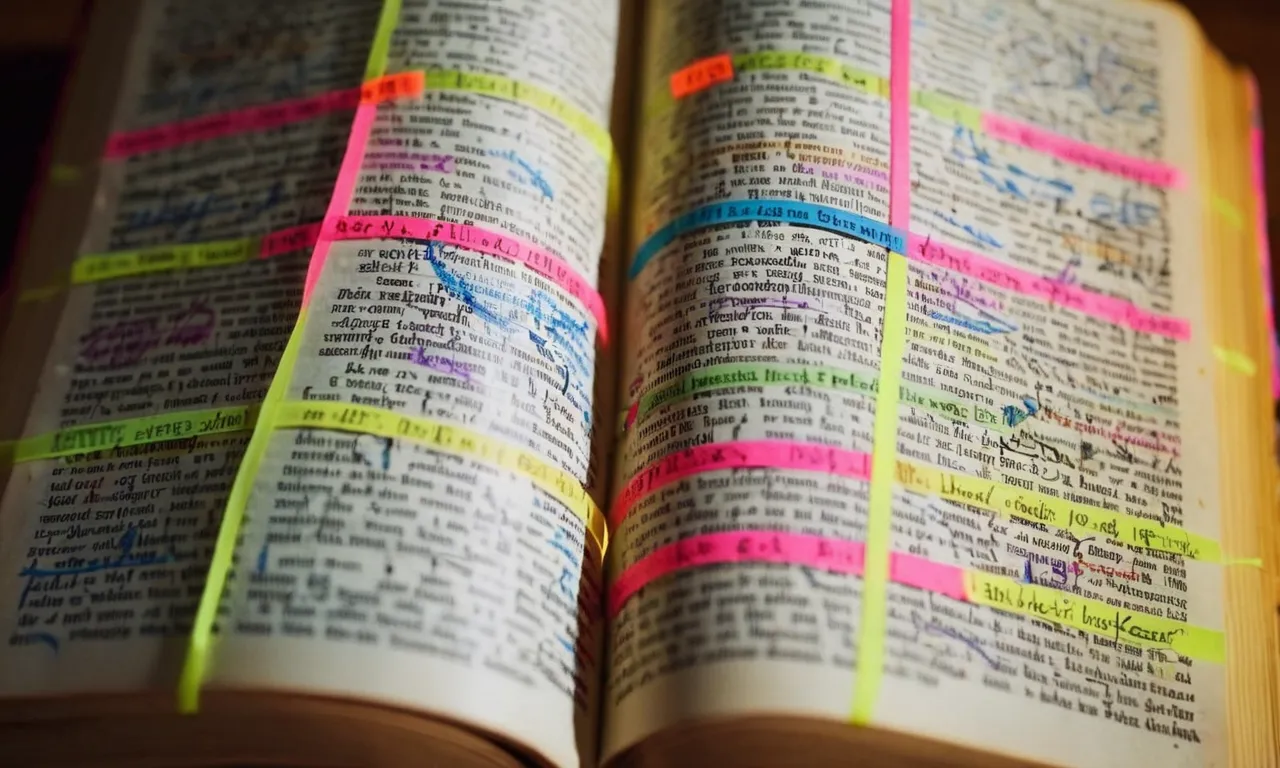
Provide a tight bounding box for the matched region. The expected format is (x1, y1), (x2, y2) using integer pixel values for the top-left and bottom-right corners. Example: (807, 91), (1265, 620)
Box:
(605, 0), (1249, 765)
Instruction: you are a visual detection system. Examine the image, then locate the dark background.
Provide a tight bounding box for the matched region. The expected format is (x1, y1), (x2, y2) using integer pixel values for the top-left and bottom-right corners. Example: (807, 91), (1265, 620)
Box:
(0, 1), (1276, 299)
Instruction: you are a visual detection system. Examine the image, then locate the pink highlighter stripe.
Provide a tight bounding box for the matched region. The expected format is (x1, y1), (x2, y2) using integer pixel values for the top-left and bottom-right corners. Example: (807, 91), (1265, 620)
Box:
(324, 214), (609, 343)
(103, 73), (423, 159)
(606, 532), (968, 617)
(909, 234), (1192, 341)
(609, 532), (865, 617)
(982, 113), (1184, 189)
(1246, 77), (1280, 398)
(888, 0), (911, 230)
(890, 551), (967, 601)
(259, 222), (323, 258)
(302, 103), (379, 305)
(611, 441), (871, 528)
(105, 89), (363, 158)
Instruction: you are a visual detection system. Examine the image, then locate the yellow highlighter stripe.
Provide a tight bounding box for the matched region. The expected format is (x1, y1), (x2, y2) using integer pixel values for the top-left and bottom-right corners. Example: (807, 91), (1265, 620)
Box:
(732, 50), (889, 99)
(17, 284), (65, 304)
(910, 89), (983, 130)
(965, 571), (1225, 662)
(270, 401), (609, 558)
(363, 0), (402, 80)
(1213, 345), (1257, 376)
(12, 406), (257, 463)
(1211, 195), (1244, 231)
(179, 310), (309, 714)
(897, 460), (1223, 562)
(425, 69), (613, 160)
(50, 164), (82, 183)
(71, 238), (256, 284)
(851, 251), (909, 724)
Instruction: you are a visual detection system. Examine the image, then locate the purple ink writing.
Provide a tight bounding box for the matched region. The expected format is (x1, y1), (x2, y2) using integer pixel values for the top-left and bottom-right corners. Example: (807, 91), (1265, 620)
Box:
(409, 345), (473, 380)
(79, 299), (216, 368)
(930, 270), (1006, 313)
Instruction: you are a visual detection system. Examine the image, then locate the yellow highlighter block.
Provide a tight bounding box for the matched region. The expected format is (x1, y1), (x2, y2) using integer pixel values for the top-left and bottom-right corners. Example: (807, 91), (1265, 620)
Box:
(897, 460), (1223, 562)
(71, 238), (256, 284)
(966, 570), (1225, 662)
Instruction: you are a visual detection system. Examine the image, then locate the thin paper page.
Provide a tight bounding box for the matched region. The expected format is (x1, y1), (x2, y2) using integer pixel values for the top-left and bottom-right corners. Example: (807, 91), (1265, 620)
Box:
(203, 2), (618, 767)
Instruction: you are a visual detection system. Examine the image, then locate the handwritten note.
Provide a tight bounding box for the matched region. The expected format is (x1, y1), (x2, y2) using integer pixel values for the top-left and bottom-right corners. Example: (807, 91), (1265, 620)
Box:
(966, 571), (1223, 661)
(323, 214), (608, 342)
(630, 200), (905, 279)
(897, 460), (1223, 562)
(910, 234), (1192, 340)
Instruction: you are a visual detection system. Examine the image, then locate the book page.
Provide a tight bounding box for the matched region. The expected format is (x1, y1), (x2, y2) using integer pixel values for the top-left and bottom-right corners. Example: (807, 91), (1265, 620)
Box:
(0, 0), (383, 697)
(201, 2), (619, 767)
(603, 1), (1226, 766)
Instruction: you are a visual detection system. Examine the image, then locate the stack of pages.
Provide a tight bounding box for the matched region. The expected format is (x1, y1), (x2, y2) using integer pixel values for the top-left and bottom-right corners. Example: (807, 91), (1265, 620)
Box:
(0, 0), (1277, 765)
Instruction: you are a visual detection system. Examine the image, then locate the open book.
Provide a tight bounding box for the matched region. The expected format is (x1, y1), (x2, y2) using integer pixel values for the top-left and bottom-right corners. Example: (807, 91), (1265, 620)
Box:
(1, 0), (1277, 765)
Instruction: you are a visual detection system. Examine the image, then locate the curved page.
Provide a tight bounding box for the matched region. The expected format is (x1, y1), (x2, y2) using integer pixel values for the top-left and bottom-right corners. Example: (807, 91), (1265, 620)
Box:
(204, 2), (619, 767)
(603, 1), (1226, 766)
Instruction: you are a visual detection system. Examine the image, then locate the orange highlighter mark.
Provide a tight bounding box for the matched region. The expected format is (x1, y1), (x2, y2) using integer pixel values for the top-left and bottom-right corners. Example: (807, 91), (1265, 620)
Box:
(361, 71), (426, 104)
(670, 54), (734, 98)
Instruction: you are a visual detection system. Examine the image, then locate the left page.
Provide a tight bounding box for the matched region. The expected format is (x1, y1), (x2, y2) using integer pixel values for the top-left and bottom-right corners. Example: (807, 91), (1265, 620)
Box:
(0, 0), (383, 696)
(201, 2), (620, 767)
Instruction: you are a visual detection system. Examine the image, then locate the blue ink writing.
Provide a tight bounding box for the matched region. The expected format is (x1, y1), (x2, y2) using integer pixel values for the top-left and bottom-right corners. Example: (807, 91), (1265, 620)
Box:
(913, 612), (1000, 668)
(488, 148), (554, 200)
(18, 525), (171, 609)
(934, 210), (1003, 250)
(953, 127), (1075, 202)
(409, 345), (473, 380)
(1089, 191), (1159, 229)
(707, 296), (819, 319)
(549, 527), (579, 566)
(928, 311), (1014, 335)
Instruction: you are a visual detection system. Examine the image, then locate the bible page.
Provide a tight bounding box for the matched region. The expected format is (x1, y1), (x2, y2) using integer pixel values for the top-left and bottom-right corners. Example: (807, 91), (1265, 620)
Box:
(200, 2), (620, 767)
(603, 1), (1227, 766)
